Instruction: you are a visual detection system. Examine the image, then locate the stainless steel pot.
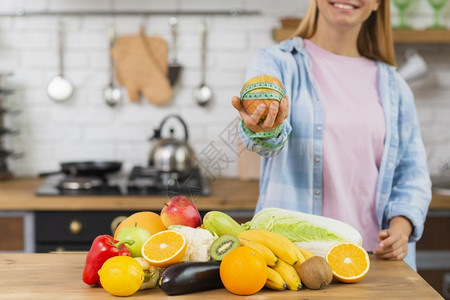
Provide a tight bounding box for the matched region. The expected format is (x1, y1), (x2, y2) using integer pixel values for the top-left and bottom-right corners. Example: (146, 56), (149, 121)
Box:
(148, 114), (197, 172)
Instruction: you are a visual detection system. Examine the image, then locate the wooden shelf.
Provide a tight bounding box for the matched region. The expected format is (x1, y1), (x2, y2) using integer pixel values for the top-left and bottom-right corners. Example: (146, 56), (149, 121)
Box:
(393, 29), (450, 43)
(272, 19), (450, 44)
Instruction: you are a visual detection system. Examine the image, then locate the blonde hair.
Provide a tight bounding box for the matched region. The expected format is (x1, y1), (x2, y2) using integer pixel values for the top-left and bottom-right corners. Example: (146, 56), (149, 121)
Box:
(292, 0), (396, 66)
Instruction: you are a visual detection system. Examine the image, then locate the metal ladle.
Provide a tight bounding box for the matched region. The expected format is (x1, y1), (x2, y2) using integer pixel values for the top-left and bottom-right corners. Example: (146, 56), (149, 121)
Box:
(193, 20), (213, 107)
(47, 20), (74, 103)
(103, 18), (122, 107)
(168, 16), (182, 86)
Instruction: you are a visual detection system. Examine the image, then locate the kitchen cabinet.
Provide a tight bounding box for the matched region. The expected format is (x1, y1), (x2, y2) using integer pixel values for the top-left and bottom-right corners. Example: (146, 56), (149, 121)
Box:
(0, 211), (34, 252)
(0, 215), (23, 251)
(416, 210), (450, 299)
(34, 210), (140, 252)
(32, 209), (254, 253)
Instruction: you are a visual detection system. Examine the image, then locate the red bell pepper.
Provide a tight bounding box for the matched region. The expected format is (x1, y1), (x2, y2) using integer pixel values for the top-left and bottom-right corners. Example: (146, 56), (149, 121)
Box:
(82, 234), (134, 285)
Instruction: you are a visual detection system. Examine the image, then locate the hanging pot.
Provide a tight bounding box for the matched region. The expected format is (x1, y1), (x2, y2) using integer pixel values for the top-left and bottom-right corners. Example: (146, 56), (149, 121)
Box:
(148, 114), (197, 172)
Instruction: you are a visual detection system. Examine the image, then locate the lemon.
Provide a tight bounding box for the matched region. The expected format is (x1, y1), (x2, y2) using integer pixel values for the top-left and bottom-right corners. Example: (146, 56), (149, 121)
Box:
(98, 256), (144, 296)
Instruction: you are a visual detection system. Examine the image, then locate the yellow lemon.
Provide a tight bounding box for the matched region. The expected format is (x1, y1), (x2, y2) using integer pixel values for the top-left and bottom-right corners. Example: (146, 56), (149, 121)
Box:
(98, 256), (144, 296)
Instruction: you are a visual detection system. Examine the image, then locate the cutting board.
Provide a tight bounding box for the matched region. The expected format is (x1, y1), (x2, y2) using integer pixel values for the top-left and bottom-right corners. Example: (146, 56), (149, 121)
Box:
(113, 35), (168, 81)
(112, 31), (171, 104)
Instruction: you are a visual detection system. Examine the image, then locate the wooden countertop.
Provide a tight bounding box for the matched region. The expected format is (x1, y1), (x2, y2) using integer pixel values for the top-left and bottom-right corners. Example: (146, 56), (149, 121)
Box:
(0, 177), (259, 211)
(0, 253), (442, 299)
(0, 177), (449, 211)
(428, 193), (450, 210)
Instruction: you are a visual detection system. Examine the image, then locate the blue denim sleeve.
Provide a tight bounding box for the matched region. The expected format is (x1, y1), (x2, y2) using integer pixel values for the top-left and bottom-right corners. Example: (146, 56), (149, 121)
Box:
(238, 47), (292, 157)
(238, 121), (291, 157)
(384, 74), (432, 243)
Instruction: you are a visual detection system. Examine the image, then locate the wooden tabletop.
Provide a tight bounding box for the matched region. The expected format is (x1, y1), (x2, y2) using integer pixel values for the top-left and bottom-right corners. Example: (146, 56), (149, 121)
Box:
(0, 253), (442, 299)
(0, 177), (259, 211)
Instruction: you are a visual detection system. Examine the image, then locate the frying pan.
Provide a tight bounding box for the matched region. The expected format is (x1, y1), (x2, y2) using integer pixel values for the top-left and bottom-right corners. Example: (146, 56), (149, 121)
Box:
(39, 161), (122, 177)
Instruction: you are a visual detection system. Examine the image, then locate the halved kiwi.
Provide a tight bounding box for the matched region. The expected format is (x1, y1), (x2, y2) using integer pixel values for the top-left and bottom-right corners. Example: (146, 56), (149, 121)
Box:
(210, 234), (240, 261)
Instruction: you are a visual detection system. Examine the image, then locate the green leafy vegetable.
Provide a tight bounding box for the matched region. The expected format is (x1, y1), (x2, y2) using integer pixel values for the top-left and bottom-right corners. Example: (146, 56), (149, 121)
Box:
(243, 208), (363, 257)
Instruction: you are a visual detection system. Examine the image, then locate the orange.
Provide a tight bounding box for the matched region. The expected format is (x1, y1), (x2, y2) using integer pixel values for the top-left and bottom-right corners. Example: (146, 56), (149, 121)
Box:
(220, 246), (268, 295)
(240, 74), (285, 120)
(325, 242), (370, 283)
(141, 230), (187, 268)
(114, 211), (166, 238)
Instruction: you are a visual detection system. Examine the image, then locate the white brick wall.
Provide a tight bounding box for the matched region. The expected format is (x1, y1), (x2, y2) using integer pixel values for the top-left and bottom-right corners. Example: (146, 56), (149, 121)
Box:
(0, 0), (449, 177)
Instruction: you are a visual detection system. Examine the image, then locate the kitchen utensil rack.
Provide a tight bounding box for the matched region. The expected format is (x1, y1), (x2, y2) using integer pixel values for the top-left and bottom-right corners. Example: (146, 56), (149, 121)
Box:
(0, 9), (260, 17)
(0, 73), (21, 180)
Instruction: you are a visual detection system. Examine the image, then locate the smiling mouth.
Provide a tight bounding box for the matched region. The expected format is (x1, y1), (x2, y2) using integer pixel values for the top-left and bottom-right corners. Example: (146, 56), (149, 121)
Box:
(330, 2), (359, 10)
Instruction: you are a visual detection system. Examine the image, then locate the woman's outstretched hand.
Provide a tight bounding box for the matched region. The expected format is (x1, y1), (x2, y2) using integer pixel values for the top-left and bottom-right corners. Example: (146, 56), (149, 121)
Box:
(231, 96), (289, 133)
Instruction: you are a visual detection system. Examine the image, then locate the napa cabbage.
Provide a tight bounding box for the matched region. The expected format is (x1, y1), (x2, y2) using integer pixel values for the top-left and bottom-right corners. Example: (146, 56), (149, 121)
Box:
(243, 207), (363, 257)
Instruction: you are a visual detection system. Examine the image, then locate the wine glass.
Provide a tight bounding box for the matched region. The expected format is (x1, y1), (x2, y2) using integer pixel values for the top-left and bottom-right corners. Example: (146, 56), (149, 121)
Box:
(392, 0), (414, 29)
(427, 0), (449, 29)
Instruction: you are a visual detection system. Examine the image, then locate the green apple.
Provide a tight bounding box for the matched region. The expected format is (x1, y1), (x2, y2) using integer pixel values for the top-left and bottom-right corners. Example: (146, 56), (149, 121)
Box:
(115, 226), (151, 257)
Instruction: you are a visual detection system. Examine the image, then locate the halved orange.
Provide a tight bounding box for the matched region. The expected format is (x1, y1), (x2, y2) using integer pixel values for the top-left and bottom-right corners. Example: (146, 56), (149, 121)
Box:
(141, 230), (187, 268)
(325, 242), (370, 283)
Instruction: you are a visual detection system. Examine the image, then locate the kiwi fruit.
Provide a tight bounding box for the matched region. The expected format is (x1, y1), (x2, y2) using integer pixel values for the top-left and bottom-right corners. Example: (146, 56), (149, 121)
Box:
(296, 256), (333, 290)
(210, 234), (240, 261)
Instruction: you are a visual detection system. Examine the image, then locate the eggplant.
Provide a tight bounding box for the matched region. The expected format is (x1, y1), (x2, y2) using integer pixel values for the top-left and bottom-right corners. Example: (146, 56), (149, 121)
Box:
(159, 261), (223, 295)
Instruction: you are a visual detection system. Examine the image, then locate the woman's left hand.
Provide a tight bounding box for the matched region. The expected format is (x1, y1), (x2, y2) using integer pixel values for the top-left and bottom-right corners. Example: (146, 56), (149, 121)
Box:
(231, 96), (289, 133)
(373, 216), (412, 260)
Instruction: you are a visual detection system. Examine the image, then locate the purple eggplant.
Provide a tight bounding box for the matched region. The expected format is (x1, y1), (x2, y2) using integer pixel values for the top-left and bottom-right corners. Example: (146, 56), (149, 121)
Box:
(159, 261), (223, 295)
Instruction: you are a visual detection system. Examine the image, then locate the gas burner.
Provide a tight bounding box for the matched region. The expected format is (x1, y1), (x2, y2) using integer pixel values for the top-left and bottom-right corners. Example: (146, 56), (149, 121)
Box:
(58, 176), (104, 190)
(35, 165), (210, 196)
(127, 166), (210, 196)
(54, 175), (123, 195)
(129, 166), (159, 179)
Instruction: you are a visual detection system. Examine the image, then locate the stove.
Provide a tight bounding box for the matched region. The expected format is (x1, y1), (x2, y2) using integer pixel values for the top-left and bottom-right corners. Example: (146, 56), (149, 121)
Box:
(34, 166), (210, 252)
(35, 166), (210, 197)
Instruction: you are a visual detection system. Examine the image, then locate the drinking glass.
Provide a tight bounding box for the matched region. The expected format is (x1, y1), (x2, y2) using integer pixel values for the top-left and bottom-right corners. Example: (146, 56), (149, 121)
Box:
(427, 0), (449, 29)
(392, 0), (414, 29)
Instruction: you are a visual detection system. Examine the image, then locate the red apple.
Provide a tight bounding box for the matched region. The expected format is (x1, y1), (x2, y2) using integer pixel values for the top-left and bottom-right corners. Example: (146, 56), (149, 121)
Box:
(160, 195), (202, 228)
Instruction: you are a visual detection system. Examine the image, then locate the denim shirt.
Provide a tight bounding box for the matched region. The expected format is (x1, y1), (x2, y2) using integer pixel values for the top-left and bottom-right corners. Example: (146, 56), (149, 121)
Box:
(239, 37), (432, 269)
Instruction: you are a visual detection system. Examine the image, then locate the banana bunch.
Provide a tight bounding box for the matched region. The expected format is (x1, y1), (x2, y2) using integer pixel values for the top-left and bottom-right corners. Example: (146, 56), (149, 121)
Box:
(238, 229), (315, 291)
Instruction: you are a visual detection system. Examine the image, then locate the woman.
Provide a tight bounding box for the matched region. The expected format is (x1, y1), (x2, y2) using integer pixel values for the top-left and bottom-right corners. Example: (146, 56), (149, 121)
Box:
(232, 0), (431, 270)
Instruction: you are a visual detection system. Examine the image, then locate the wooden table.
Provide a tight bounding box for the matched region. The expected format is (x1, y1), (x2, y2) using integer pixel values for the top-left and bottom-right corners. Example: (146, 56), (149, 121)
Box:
(0, 253), (443, 299)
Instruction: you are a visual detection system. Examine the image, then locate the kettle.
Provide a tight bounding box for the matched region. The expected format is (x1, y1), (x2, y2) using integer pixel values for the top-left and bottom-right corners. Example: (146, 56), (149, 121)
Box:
(148, 114), (197, 172)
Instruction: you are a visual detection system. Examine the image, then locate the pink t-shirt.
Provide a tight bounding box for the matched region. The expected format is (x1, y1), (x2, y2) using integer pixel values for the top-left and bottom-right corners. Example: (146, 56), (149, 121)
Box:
(304, 40), (385, 251)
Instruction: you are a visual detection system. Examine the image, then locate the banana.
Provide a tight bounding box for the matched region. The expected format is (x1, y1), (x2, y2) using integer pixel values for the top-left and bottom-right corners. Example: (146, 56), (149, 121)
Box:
(292, 245), (306, 267)
(265, 280), (287, 291)
(265, 267), (287, 291)
(238, 229), (298, 265)
(298, 246), (315, 260)
(238, 237), (278, 267)
(271, 259), (302, 291)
